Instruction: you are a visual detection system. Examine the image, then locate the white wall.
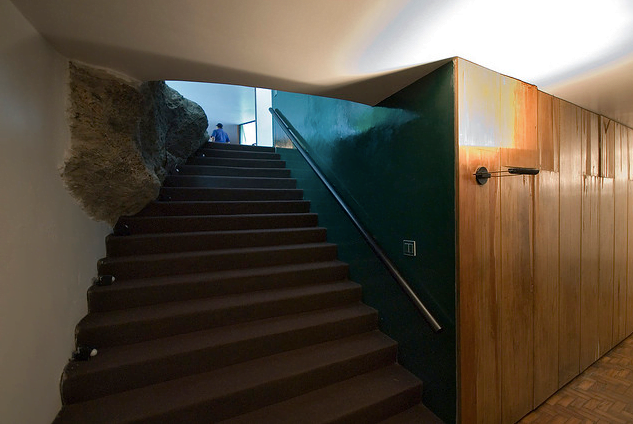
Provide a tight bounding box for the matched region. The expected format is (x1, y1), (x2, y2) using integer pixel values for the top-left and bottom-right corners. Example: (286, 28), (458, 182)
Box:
(0, 1), (110, 422)
(255, 88), (273, 146)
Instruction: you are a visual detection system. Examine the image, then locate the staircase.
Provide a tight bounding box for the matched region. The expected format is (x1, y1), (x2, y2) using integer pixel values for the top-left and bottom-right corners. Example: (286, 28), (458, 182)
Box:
(54, 142), (443, 423)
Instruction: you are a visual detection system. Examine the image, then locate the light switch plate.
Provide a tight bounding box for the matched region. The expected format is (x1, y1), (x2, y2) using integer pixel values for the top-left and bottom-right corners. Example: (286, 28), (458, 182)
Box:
(403, 240), (416, 257)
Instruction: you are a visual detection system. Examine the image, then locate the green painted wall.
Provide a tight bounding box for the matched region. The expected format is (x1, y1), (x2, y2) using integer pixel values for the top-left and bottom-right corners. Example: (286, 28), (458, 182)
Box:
(272, 62), (456, 423)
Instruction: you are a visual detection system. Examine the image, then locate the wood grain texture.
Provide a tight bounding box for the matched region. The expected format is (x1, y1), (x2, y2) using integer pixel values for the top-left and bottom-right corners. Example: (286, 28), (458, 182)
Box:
(458, 146), (501, 424)
(582, 110), (599, 177)
(599, 177), (615, 357)
(601, 117), (615, 178)
(558, 100), (583, 387)
(628, 180), (633, 335)
(458, 65), (633, 423)
(500, 175), (534, 424)
(533, 92), (561, 406)
(614, 121), (628, 343)
(580, 175), (600, 371)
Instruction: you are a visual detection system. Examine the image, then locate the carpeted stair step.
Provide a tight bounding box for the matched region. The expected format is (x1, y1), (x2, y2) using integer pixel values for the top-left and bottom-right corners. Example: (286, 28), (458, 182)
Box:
(175, 164), (291, 178)
(197, 148), (281, 161)
(62, 303), (379, 404)
(98, 243), (337, 279)
(163, 174), (297, 189)
(158, 186), (303, 201)
(203, 142), (275, 153)
(54, 331), (397, 424)
(135, 199), (310, 217)
(88, 261), (350, 312)
(377, 404), (445, 423)
(117, 212), (317, 234)
(106, 227), (328, 256)
(187, 155), (286, 168)
(76, 281), (362, 347)
(218, 364), (422, 424)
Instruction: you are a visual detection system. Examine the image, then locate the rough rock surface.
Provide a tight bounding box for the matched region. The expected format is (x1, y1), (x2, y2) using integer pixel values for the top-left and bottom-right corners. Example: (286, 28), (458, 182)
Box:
(61, 63), (208, 225)
(140, 81), (209, 179)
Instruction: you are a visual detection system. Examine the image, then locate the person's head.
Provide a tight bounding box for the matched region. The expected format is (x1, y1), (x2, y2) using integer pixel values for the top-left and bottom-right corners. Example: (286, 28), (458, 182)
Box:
(216, 123), (223, 129)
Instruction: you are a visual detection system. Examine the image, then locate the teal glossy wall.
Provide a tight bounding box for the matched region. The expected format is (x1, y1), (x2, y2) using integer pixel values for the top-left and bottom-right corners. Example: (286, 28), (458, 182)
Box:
(273, 62), (456, 423)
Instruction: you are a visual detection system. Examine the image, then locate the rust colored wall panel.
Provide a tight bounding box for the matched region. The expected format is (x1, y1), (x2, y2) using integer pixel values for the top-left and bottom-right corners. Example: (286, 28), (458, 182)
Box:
(458, 145), (502, 424)
(599, 177), (615, 356)
(580, 176), (600, 371)
(558, 100), (583, 387)
(582, 110), (600, 176)
(533, 170), (560, 406)
(614, 122), (628, 343)
(458, 62), (633, 423)
(500, 175), (534, 424)
(601, 117), (616, 178)
(628, 180), (633, 335)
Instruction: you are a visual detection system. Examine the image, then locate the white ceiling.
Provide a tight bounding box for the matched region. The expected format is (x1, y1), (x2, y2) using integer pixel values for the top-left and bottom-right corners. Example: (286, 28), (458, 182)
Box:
(10, 0), (633, 127)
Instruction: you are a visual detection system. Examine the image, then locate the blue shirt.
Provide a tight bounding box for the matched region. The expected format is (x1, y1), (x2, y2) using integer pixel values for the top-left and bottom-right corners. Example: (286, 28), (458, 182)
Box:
(212, 128), (230, 143)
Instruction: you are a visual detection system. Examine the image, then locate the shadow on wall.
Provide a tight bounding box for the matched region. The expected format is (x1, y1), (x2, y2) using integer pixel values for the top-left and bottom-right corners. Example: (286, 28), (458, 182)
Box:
(61, 62), (209, 225)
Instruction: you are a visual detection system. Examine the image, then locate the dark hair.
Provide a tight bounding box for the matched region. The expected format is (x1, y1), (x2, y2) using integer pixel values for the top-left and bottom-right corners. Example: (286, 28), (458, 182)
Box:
(216, 123), (223, 128)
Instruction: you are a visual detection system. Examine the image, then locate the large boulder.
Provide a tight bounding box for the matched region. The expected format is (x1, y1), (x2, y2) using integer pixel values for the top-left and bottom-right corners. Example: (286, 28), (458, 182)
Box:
(61, 62), (208, 225)
(140, 81), (209, 178)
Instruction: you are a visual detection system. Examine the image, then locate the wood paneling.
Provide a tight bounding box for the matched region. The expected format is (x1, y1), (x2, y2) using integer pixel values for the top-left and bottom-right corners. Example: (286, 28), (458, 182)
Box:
(533, 92), (560, 406)
(599, 177), (614, 356)
(614, 121), (628, 342)
(500, 174), (534, 424)
(458, 146), (501, 424)
(601, 117), (615, 178)
(558, 100), (582, 386)
(537, 92), (558, 172)
(628, 179), (633, 335)
(582, 110), (599, 176)
(580, 176), (600, 371)
(457, 59), (633, 423)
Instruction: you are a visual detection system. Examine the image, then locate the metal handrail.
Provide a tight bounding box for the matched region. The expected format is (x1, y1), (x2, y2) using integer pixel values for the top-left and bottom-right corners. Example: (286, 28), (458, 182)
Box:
(269, 107), (442, 333)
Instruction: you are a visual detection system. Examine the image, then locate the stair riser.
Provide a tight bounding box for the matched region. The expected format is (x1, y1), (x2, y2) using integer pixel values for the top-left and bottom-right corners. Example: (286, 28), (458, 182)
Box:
(175, 165), (290, 178)
(62, 311), (379, 404)
(159, 187), (303, 201)
(203, 142), (275, 153)
(187, 156), (286, 168)
(88, 263), (349, 312)
(119, 214), (318, 234)
(342, 387), (423, 424)
(98, 244), (337, 279)
(136, 201), (310, 217)
(77, 285), (362, 347)
(163, 175), (297, 189)
(106, 228), (328, 256)
(150, 344), (398, 423)
(197, 148), (280, 160)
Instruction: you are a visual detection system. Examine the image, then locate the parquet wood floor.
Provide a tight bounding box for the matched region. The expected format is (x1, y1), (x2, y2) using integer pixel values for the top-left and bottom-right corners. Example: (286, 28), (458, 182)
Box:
(518, 336), (633, 423)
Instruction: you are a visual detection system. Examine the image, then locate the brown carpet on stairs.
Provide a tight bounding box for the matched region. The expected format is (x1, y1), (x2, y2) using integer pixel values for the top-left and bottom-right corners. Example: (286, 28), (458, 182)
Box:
(53, 141), (443, 423)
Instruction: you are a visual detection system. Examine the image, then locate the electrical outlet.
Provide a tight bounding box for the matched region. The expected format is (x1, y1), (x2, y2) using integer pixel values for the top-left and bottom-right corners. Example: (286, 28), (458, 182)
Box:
(403, 240), (416, 257)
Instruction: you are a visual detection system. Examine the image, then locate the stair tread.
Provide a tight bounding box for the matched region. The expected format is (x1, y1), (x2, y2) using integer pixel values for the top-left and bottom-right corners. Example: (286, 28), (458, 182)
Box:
(167, 175), (295, 182)
(177, 164), (288, 172)
(65, 303), (378, 381)
(218, 364), (422, 424)
(55, 331), (396, 423)
(108, 226), (325, 242)
(377, 404), (445, 424)
(91, 260), (348, 292)
(123, 212), (317, 221)
(79, 281), (360, 330)
(145, 199), (308, 207)
(204, 142), (275, 152)
(100, 242), (336, 264)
